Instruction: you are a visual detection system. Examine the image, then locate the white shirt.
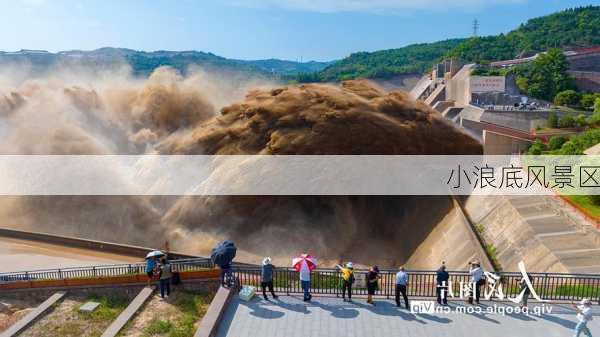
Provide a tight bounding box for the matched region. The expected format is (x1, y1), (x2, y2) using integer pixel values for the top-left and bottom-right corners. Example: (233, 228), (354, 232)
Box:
(470, 267), (484, 282)
(577, 306), (593, 323)
(299, 261), (311, 281)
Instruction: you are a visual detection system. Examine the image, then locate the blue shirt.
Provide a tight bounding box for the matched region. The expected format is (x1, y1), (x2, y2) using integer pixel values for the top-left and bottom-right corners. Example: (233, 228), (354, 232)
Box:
(145, 259), (156, 273)
(396, 271), (409, 285)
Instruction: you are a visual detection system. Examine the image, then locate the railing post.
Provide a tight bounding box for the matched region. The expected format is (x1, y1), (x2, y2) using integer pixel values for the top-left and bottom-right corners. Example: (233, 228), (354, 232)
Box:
(542, 273), (549, 300)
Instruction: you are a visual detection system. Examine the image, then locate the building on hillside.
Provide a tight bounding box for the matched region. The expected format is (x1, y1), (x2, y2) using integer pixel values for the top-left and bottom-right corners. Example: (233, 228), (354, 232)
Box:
(490, 46), (600, 92)
(415, 59), (573, 155)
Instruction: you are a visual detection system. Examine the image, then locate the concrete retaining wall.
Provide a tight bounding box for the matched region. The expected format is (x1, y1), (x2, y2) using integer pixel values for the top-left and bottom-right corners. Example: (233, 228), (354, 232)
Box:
(406, 199), (493, 271)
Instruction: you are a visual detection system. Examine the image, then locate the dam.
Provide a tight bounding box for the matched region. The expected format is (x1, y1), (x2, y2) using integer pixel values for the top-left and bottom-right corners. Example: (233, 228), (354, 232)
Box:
(0, 235), (139, 273)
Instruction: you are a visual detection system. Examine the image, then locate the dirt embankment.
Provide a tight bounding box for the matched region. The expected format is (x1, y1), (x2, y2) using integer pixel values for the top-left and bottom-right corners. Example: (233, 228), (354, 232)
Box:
(0, 298), (38, 333)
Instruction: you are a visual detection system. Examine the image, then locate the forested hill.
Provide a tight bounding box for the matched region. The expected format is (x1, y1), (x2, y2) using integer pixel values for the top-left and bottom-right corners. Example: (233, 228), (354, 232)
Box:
(315, 5), (600, 82)
(317, 39), (465, 82)
(0, 48), (332, 78)
(448, 6), (600, 62)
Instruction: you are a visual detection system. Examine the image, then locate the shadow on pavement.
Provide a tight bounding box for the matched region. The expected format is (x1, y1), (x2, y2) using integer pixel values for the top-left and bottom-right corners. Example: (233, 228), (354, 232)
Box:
(242, 299), (286, 319)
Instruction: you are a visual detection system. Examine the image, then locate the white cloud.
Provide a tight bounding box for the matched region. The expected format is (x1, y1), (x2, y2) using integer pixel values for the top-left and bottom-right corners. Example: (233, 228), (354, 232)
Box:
(228, 0), (526, 13)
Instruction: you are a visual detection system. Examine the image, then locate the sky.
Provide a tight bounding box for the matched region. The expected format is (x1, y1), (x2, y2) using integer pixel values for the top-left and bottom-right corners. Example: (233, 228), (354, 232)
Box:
(1, 0), (598, 61)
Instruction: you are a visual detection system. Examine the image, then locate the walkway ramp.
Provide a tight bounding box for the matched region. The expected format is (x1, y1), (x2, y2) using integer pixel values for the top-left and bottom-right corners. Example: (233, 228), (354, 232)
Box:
(1, 291), (66, 337)
(216, 296), (599, 337)
(100, 286), (154, 337)
(409, 75), (432, 100)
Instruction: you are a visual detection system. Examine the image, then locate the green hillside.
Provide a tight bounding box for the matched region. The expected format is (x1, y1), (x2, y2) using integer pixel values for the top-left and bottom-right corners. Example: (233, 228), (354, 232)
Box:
(448, 6), (600, 62)
(0, 48), (332, 78)
(317, 39), (465, 82)
(314, 5), (600, 82)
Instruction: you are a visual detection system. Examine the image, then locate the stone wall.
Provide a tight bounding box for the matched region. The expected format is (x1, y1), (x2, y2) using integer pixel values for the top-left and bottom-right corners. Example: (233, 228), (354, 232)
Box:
(568, 53), (600, 72)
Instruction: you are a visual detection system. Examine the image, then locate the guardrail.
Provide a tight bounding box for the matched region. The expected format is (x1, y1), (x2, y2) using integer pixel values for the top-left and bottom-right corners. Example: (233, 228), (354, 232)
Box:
(0, 258), (214, 282)
(231, 266), (600, 303)
(2, 260), (600, 302)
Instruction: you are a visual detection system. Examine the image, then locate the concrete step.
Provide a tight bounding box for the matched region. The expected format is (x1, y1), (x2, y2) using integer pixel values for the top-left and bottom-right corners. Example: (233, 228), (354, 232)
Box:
(515, 205), (555, 217)
(556, 249), (600, 269)
(1, 291), (66, 337)
(540, 232), (600, 251)
(564, 264), (600, 274)
(535, 230), (581, 238)
(528, 216), (577, 235)
(100, 287), (154, 337)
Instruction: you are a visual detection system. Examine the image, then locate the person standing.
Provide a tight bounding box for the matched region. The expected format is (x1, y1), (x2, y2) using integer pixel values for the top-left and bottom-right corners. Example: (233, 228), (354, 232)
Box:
(337, 262), (355, 302)
(469, 261), (485, 305)
(519, 272), (533, 309)
(300, 259), (312, 302)
(366, 266), (380, 306)
(158, 257), (172, 299)
(145, 257), (156, 286)
(261, 257), (278, 300)
(436, 264), (450, 305)
(219, 262), (232, 287)
(395, 266), (409, 309)
(573, 299), (593, 337)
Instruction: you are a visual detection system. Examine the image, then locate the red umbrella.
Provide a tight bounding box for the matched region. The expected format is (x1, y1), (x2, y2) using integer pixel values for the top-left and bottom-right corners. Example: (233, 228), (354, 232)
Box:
(292, 254), (317, 271)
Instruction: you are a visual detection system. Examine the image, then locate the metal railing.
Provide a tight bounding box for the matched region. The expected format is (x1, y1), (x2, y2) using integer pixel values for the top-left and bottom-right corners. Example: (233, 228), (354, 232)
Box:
(2, 259), (600, 302)
(0, 258), (213, 282)
(231, 267), (600, 303)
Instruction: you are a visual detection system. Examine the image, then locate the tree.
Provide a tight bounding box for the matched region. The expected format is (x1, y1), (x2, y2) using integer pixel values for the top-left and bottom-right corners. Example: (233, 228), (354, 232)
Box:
(547, 111), (558, 128)
(554, 129), (600, 154)
(554, 90), (581, 107)
(588, 111), (600, 126)
(581, 93), (600, 110)
(527, 139), (547, 155)
(595, 97), (600, 113)
(548, 136), (567, 150)
(517, 49), (575, 101)
(575, 114), (588, 128)
(558, 113), (576, 128)
(591, 195), (600, 206)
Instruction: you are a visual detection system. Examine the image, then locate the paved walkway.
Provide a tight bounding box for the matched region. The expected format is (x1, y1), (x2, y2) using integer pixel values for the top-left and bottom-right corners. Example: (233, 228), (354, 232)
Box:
(217, 296), (599, 337)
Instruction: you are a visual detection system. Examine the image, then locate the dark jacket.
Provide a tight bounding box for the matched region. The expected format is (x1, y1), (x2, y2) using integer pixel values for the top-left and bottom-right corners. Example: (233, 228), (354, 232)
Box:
(436, 269), (449, 285)
(262, 264), (274, 282)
